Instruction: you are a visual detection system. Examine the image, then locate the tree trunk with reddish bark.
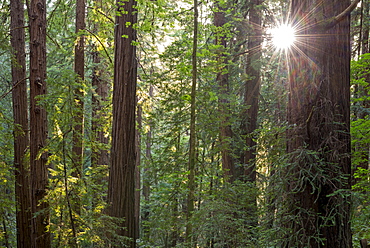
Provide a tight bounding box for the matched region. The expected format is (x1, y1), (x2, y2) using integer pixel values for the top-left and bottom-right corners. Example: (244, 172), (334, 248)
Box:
(29, 0), (50, 246)
(214, 3), (235, 183)
(107, 0), (138, 246)
(11, 0), (31, 246)
(72, 0), (85, 178)
(243, 0), (262, 183)
(286, 1), (352, 247)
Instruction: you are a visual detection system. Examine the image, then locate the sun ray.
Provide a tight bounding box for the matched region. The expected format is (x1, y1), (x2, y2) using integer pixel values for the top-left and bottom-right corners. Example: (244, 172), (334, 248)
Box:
(270, 24), (296, 50)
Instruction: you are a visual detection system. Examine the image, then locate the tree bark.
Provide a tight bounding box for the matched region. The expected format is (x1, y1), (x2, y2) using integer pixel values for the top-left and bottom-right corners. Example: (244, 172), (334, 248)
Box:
(244, 0), (262, 183)
(142, 85), (152, 238)
(286, 1), (352, 247)
(108, 0), (138, 246)
(91, 0), (109, 168)
(72, 0), (85, 178)
(186, 0), (198, 244)
(10, 0), (31, 246)
(68, 0), (86, 241)
(361, 0), (369, 55)
(29, 0), (50, 246)
(357, 0), (370, 178)
(239, 0), (262, 233)
(214, 3), (234, 183)
(361, 239), (368, 248)
(135, 103), (142, 240)
(92, 50), (109, 167)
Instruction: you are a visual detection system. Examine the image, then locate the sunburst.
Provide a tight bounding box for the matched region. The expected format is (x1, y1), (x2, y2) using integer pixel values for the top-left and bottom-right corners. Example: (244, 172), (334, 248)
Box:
(270, 24), (296, 50)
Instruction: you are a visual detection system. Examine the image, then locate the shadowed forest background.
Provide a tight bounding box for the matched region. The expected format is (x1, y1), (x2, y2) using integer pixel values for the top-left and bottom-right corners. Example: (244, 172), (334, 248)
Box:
(0, 0), (370, 247)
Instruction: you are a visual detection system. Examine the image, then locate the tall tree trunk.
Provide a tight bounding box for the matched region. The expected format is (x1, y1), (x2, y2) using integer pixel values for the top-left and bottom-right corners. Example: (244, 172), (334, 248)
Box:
(91, 51), (109, 167)
(214, 3), (234, 183)
(29, 0), (50, 246)
(141, 85), (153, 240)
(10, 0), (31, 246)
(357, 0), (370, 178)
(142, 85), (153, 238)
(108, 0), (138, 246)
(361, 0), (369, 55)
(90, 1), (110, 219)
(185, 0), (198, 244)
(91, 0), (109, 168)
(286, 1), (353, 247)
(135, 103), (142, 240)
(69, 0), (86, 242)
(72, 0), (85, 178)
(1, 217), (9, 248)
(242, 0), (262, 232)
(244, 0), (262, 183)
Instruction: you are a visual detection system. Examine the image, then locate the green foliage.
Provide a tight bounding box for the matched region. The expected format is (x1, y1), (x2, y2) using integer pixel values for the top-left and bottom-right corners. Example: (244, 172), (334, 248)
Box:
(0, 105), (16, 248)
(263, 147), (352, 247)
(2, 0), (369, 246)
(136, 0), (280, 247)
(42, 68), (113, 246)
(0, 22), (16, 245)
(192, 181), (260, 247)
(29, 0), (116, 245)
(352, 168), (370, 248)
(350, 54), (370, 247)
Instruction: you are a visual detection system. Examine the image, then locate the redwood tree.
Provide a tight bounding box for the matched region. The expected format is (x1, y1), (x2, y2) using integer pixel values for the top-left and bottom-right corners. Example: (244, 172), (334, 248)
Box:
(240, 0), (263, 233)
(10, 0), (31, 246)
(91, 0), (109, 169)
(92, 45), (109, 167)
(356, 0), (370, 179)
(286, 0), (357, 247)
(107, 0), (138, 246)
(29, 0), (50, 246)
(185, 0), (198, 243)
(214, 1), (235, 182)
(360, 0), (369, 55)
(244, 0), (262, 183)
(72, 0), (85, 178)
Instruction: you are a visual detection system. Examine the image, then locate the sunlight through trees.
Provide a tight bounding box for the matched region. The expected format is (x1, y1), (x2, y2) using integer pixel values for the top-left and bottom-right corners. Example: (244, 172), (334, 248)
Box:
(0, 0), (369, 247)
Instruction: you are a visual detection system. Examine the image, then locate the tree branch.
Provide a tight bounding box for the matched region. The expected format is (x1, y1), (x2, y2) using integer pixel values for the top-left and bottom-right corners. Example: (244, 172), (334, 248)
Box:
(87, 6), (114, 23)
(335, 0), (361, 22)
(324, 0), (361, 29)
(85, 29), (113, 64)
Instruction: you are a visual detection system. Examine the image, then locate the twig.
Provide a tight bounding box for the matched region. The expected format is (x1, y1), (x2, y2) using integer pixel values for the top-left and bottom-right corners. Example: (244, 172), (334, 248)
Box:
(47, 33), (62, 49)
(0, 77), (29, 100)
(62, 131), (78, 247)
(8, 26), (29, 36)
(306, 106), (316, 142)
(87, 6), (114, 23)
(85, 29), (113, 64)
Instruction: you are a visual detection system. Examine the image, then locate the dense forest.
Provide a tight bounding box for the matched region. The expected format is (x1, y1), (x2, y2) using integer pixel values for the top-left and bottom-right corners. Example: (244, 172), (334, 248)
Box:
(0, 0), (369, 247)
